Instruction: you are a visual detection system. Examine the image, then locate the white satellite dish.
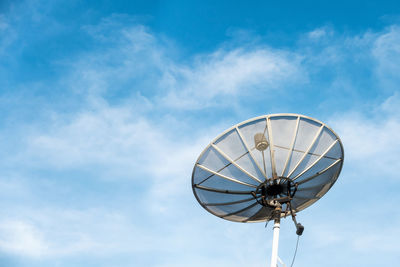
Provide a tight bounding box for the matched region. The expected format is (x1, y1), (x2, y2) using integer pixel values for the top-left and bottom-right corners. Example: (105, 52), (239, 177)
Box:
(192, 114), (344, 267)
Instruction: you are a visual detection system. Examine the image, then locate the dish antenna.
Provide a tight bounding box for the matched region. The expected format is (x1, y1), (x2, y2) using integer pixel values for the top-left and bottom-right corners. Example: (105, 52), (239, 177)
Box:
(191, 114), (344, 267)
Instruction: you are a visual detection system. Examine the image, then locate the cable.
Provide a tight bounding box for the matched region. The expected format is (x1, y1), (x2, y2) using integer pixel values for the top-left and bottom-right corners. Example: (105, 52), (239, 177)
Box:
(290, 235), (300, 267)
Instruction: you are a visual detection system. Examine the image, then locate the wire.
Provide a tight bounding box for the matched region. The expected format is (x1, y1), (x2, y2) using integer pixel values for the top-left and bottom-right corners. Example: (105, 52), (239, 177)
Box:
(290, 235), (300, 267)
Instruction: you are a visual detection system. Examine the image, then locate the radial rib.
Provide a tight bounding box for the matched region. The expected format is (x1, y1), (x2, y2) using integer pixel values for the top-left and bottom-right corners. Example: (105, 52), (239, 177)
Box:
(287, 125), (324, 178)
(193, 184), (254, 194)
(211, 144), (263, 183)
(197, 164), (257, 188)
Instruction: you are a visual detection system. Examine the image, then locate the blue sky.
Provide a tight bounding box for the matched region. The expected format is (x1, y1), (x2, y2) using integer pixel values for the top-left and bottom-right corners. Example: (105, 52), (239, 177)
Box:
(0, 0), (400, 266)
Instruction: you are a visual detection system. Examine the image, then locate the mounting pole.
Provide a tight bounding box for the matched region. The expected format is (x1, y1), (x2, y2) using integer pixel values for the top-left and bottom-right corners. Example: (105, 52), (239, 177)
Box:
(269, 202), (282, 267)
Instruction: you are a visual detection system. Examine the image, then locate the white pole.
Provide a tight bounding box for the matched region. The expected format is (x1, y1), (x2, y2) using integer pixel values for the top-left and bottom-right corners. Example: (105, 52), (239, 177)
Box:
(269, 218), (280, 267)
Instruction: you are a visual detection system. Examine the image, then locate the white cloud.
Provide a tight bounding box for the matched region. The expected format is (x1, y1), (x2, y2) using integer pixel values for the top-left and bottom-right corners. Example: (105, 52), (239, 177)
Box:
(23, 104), (210, 179)
(308, 28), (329, 39)
(25, 106), (153, 170)
(329, 94), (400, 177)
(0, 208), (157, 258)
(0, 14), (17, 55)
(373, 26), (400, 90)
(161, 48), (305, 109)
(62, 20), (306, 111)
(0, 220), (48, 257)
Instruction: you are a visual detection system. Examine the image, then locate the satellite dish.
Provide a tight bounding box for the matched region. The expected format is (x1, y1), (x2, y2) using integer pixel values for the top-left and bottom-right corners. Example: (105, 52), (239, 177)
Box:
(191, 114), (344, 266)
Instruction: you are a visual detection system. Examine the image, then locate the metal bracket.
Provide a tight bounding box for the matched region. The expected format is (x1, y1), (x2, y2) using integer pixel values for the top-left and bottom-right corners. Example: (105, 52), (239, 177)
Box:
(289, 203), (304, 236)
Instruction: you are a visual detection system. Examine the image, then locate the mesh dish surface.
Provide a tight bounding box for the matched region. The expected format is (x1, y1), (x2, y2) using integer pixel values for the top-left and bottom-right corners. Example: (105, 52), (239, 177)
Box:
(192, 114), (344, 223)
